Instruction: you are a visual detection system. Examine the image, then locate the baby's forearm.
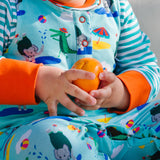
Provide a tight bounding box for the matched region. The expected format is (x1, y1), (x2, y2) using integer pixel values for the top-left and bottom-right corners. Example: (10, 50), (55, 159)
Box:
(107, 70), (151, 114)
(102, 76), (130, 111)
(113, 78), (130, 111)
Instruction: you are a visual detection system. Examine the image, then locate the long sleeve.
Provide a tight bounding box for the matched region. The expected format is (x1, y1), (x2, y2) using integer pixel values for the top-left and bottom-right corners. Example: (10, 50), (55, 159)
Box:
(0, 57), (41, 105)
(0, 1), (41, 105)
(0, 0), (17, 55)
(111, 0), (160, 113)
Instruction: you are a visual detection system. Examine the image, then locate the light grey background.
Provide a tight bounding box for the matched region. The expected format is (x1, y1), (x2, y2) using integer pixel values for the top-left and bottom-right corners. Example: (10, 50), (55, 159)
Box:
(128, 0), (160, 100)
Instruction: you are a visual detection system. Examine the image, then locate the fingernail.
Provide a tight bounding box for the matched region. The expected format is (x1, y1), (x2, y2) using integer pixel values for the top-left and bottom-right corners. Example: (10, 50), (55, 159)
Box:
(91, 73), (96, 79)
(80, 110), (85, 116)
(90, 91), (95, 97)
(90, 98), (96, 105)
(99, 73), (104, 79)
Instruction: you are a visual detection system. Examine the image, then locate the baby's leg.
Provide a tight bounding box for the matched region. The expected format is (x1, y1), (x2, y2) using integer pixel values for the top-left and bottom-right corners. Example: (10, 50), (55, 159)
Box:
(95, 100), (160, 160)
(76, 101), (160, 160)
(1, 116), (109, 160)
(1, 100), (160, 160)
(119, 101), (160, 160)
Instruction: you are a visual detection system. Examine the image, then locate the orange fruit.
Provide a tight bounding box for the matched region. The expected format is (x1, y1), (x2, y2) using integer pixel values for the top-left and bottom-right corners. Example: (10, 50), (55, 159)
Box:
(72, 57), (103, 92)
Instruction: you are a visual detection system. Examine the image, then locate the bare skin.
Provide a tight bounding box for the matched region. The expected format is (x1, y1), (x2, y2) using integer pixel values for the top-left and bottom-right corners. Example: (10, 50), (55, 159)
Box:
(36, 66), (130, 116)
(35, 66), (97, 116)
(75, 71), (130, 111)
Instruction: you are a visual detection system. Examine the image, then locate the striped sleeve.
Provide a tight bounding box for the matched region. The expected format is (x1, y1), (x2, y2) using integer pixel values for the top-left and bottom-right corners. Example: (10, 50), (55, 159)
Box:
(115, 0), (160, 101)
(0, 0), (17, 55)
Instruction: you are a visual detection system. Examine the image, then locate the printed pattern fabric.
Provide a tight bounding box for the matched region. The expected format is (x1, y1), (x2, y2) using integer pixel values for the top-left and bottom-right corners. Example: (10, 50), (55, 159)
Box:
(0, 100), (160, 160)
(0, 0), (159, 101)
(0, 0), (160, 159)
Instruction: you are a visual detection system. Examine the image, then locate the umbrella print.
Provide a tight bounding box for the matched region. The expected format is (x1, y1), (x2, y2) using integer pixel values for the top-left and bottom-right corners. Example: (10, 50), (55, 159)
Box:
(93, 27), (110, 44)
(92, 27), (111, 50)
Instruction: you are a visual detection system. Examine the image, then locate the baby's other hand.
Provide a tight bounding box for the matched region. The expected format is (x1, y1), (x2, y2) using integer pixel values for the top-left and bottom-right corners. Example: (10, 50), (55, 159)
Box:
(76, 71), (130, 111)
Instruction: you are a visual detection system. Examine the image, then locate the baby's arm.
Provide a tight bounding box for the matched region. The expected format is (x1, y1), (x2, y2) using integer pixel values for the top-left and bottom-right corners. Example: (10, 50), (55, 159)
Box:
(0, 58), (97, 116)
(76, 0), (160, 113)
(0, 58), (40, 105)
(0, 58), (96, 116)
(113, 0), (160, 112)
(100, 0), (159, 113)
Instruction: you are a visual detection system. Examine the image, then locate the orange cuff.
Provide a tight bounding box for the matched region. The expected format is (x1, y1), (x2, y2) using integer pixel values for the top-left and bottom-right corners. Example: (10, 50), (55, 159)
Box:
(108, 70), (151, 114)
(0, 58), (42, 105)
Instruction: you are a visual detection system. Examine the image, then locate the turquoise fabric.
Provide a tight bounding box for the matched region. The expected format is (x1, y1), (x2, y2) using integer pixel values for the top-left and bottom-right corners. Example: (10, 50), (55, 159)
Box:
(1, 100), (160, 160)
(0, 0), (160, 159)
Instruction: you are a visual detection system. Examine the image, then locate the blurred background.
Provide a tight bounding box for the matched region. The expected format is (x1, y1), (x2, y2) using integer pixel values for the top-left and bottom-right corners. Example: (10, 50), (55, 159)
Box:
(128, 0), (160, 100)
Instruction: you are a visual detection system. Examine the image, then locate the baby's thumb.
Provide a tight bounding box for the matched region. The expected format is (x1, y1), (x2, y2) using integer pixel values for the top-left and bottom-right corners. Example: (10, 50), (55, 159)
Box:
(99, 71), (115, 83)
(47, 101), (58, 116)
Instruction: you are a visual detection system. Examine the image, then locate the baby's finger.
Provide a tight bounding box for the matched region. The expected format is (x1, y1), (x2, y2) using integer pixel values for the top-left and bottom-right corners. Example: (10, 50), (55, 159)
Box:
(65, 69), (95, 81)
(90, 87), (112, 99)
(60, 94), (85, 116)
(75, 98), (89, 106)
(66, 83), (97, 106)
(81, 103), (101, 110)
(99, 71), (115, 83)
(47, 101), (58, 116)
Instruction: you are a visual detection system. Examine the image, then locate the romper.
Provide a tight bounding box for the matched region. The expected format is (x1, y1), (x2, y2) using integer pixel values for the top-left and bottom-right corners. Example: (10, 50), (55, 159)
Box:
(0, 0), (160, 159)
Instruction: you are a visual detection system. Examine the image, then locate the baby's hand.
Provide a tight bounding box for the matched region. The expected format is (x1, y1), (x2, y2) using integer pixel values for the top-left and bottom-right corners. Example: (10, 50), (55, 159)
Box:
(76, 71), (130, 111)
(35, 66), (97, 116)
